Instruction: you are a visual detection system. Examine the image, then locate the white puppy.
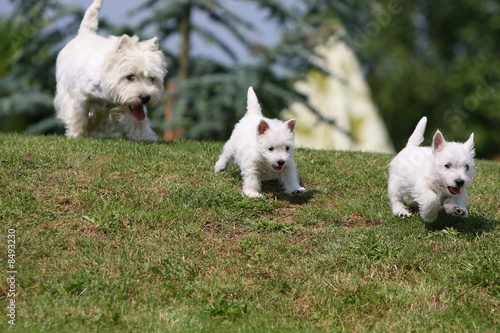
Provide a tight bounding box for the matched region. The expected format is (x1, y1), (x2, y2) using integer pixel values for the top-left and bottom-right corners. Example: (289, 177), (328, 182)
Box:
(215, 87), (306, 198)
(388, 116), (475, 222)
(54, 0), (167, 142)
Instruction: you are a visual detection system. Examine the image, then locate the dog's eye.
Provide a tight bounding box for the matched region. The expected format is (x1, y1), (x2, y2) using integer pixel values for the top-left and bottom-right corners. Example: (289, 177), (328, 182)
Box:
(150, 77), (155, 83)
(126, 75), (135, 81)
(444, 163), (451, 169)
(465, 164), (469, 170)
(268, 147), (274, 151)
(286, 146), (290, 151)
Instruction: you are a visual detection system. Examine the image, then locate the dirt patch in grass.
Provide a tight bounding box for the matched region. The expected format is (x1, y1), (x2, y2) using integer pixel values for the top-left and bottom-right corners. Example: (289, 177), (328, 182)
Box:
(336, 212), (384, 228)
(269, 204), (302, 224)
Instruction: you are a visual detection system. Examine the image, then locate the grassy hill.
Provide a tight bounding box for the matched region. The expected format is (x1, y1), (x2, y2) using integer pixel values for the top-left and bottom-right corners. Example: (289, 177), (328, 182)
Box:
(1, 133), (499, 332)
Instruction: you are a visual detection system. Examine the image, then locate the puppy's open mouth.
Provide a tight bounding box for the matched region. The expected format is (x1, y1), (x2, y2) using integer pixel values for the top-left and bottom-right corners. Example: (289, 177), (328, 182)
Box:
(273, 165), (283, 172)
(129, 105), (146, 121)
(448, 186), (461, 195)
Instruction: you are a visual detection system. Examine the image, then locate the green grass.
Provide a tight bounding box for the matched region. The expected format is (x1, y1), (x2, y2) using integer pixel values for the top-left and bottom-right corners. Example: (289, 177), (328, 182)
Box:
(1, 133), (499, 332)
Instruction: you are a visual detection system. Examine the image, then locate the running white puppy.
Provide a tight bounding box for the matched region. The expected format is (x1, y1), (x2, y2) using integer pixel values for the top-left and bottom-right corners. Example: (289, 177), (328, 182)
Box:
(388, 116), (475, 222)
(54, 0), (167, 142)
(214, 87), (306, 198)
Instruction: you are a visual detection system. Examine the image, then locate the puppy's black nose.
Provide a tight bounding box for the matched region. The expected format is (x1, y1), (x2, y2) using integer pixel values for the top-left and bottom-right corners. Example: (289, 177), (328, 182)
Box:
(455, 179), (465, 187)
(140, 94), (151, 104)
(277, 160), (285, 166)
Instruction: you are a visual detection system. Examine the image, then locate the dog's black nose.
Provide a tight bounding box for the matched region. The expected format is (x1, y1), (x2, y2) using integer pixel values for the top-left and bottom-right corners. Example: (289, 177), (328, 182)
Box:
(277, 160), (285, 166)
(455, 179), (465, 187)
(140, 94), (151, 104)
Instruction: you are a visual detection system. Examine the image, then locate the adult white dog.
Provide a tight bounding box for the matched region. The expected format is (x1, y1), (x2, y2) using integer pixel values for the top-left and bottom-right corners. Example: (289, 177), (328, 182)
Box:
(215, 87), (306, 198)
(54, 0), (167, 142)
(388, 117), (475, 222)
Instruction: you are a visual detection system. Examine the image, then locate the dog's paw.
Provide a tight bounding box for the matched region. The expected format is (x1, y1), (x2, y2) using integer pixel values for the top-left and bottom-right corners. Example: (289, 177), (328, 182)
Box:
(392, 207), (411, 219)
(244, 190), (262, 198)
(450, 206), (469, 218)
(131, 134), (157, 143)
(214, 163), (226, 174)
(290, 187), (307, 196)
(421, 210), (439, 223)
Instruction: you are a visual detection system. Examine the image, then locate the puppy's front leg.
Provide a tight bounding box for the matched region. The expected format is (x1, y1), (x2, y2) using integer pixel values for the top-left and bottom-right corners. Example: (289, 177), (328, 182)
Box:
(444, 190), (469, 218)
(418, 191), (441, 222)
(242, 171), (262, 198)
(280, 162), (306, 195)
(122, 113), (157, 142)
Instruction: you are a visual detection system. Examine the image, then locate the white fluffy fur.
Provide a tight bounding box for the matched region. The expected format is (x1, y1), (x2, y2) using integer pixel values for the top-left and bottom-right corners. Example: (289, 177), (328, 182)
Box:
(388, 116), (475, 222)
(214, 87), (306, 198)
(54, 0), (167, 142)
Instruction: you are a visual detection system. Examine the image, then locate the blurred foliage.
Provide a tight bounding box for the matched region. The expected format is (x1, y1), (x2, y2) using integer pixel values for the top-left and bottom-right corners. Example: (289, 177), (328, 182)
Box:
(135, 0), (335, 140)
(333, 0), (500, 159)
(0, 0), (499, 159)
(0, 0), (71, 134)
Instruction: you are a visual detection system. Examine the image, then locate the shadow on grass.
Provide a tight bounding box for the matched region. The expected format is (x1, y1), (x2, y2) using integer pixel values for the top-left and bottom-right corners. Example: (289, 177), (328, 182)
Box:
(425, 213), (497, 235)
(225, 171), (314, 205)
(261, 180), (314, 205)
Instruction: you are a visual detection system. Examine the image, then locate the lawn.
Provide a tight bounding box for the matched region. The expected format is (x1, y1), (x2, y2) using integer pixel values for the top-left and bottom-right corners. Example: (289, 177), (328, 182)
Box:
(1, 133), (499, 332)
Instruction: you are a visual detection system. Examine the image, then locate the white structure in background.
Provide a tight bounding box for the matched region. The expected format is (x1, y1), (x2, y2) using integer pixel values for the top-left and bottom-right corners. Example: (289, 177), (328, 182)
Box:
(283, 35), (394, 153)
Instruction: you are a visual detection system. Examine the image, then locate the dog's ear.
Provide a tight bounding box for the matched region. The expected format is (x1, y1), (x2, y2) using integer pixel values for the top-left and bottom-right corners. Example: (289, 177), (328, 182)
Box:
(140, 37), (159, 52)
(116, 35), (133, 51)
(286, 119), (296, 132)
(465, 133), (475, 156)
(432, 130), (446, 152)
(258, 120), (269, 135)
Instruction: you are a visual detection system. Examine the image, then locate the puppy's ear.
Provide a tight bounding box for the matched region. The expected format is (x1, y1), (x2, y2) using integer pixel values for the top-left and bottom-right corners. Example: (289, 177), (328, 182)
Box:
(258, 120), (269, 135)
(432, 130), (446, 152)
(465, 133), (475, 156)
(286, 119), (296, 132)
(140, 37), (159, 52)
(116, 35), (133, 51)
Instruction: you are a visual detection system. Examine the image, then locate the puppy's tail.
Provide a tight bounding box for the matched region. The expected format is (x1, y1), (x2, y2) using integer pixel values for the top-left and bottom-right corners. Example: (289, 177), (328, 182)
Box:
(406, 116), (427, 147)
(246, 86), (262, 117)
(78, 0), (104, 34)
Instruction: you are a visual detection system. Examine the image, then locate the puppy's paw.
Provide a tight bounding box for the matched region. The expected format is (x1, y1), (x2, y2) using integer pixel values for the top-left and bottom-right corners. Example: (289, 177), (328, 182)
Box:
(392, 207), (411, 219)
(131, 134), (157, 143)
(214, 158), (229, 173)
(450, 206), (469, 218)
(244, 190), (262, 198)
(290, 187), (307, 196)
(421, 211), (439, 223)
(214, 164), (225, 173)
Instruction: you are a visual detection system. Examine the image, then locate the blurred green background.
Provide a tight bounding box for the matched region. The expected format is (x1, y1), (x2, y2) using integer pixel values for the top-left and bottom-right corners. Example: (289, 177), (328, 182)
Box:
(1, 0), (499, 159)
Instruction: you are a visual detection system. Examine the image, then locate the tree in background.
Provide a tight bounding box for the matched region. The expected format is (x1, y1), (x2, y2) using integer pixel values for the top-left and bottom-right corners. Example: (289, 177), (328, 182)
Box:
(0, 0), (60, 133)
(335, 0), (500, 159)
(133, 0), (334, 141)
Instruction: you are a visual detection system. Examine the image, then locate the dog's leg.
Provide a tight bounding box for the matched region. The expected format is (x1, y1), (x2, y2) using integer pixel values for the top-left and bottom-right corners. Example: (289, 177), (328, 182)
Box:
(55, 91), (90, 138)
(443, 190), (469, 218)
(417, 191), (441, 222)
(121, 113), (157, 142)
(214, 142), (235, 173)
(390, 197), (412, 218)
(241, 170), (262, 198)
(388, 176), (411, 218)
(280, 161), (306, 195)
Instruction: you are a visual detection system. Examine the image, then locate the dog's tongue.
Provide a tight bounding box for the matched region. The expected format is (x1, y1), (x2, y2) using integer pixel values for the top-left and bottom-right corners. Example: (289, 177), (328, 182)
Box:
(273, 165), (283, 172)
(132, 106), (146, 121)
(449, 186), (461, 195)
